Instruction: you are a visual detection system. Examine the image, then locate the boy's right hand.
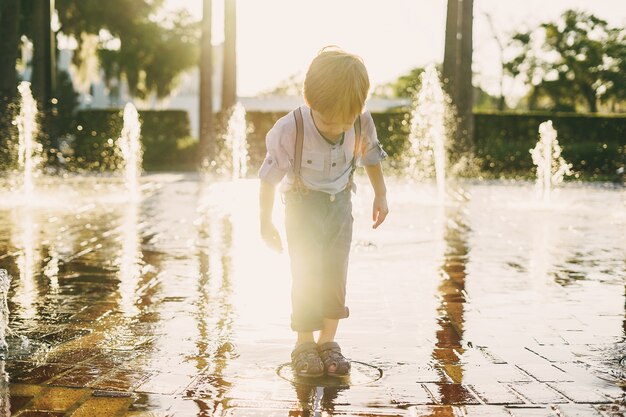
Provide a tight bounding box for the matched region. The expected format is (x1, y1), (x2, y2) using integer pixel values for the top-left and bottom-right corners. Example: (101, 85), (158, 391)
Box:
(261, 221), (283, 253)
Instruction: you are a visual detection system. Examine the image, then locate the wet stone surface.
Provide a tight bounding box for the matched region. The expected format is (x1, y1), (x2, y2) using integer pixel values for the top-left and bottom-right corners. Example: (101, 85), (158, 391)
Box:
(0, 175), (623, 416)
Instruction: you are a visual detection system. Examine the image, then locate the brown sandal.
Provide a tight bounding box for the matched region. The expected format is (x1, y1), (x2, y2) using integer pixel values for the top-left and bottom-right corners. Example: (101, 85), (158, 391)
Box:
(291, 342), (324, 378)
(318, 341), (351, 377)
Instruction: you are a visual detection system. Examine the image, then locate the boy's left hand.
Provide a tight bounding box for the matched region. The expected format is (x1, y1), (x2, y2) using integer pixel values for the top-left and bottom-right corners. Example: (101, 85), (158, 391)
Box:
(372, 194), (389, 229)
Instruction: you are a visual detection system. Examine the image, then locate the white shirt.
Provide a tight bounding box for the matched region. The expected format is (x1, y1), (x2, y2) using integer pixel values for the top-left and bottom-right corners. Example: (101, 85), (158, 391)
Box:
(258, 105), (387, 195)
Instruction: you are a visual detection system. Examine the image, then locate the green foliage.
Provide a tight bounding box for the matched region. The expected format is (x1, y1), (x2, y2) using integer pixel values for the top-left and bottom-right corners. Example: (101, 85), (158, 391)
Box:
(474, 111), (626, 179)
(373, 68), (426, 98)
(54, 0), (199, 99)
(244, 110), (625, 180)
(71, 109), (194, 171)
(505, 9), (626, 112)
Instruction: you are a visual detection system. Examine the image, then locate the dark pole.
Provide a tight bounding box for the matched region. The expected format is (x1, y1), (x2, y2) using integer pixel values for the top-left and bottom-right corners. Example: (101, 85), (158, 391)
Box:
(0, 0), (21, 100)
(31, 0), (47, 104)
(222, 0), (237, 112)
(458, 0), (474, 150)
(442, 0), (459, 104)
(199, 0), (215, 167)
(45, 0), (56, 103)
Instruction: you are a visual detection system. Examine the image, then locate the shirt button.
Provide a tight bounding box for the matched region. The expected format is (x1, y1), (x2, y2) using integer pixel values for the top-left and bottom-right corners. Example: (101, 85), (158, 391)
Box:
(332, 162), (336, 167)
(307, 160), (312, 164)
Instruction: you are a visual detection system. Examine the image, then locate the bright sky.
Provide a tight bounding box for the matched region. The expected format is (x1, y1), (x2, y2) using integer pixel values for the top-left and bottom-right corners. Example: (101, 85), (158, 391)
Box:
(169, 0), (626, 98)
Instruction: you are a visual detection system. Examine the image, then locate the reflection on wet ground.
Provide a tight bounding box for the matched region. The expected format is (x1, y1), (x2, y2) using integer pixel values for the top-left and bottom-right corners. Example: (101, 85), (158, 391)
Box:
(0, 174), (624, 416)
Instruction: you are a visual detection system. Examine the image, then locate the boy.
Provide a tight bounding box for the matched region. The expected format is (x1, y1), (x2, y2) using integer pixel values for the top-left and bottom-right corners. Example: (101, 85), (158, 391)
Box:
(258, 47), (388, 378)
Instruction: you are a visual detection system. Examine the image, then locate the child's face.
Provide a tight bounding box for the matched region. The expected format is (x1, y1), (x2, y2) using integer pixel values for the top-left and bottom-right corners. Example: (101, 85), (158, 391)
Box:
(311, 109), (356, 139)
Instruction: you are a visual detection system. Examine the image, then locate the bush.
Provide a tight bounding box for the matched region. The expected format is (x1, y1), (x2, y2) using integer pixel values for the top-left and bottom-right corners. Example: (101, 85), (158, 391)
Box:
(71, 109), (193, 171)
(247, 110), (625, 180)
(474, 111), (626, 179)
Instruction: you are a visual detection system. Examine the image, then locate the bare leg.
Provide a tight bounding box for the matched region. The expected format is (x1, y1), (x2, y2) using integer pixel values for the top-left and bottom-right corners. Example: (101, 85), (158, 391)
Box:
(297, 331), (315, 346)
(317, 318), (339, 345)
(317, 318), (339, 373)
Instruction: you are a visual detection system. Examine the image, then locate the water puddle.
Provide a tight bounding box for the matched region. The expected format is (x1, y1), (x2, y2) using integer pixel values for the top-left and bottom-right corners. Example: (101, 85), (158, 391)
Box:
(276, 360), (383, 387)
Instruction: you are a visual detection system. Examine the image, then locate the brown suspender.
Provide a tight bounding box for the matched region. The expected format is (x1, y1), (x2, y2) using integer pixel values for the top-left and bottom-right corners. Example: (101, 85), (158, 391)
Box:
(292, 107), (362, 193)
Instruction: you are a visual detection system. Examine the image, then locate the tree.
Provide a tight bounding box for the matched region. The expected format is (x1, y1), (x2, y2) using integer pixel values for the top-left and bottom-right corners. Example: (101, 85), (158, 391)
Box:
(55, 0), (199, 100)
(442, 0), (474, 151)
(372, 67), (425, 98)
(199, 0), (215, 166)
(505, 9), (626, 113)
(0, 0), (21, 101)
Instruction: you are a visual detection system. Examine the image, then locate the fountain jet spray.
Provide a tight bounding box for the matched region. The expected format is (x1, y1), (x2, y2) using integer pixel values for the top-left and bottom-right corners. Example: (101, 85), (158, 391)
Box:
(223, 103), (248, 180)
(0, 270), (12, 352)
(530, 121), (572, 202)
(117, 103), (143, 197)
(16, 82), (43, 196)
(408, 65), (447, 202)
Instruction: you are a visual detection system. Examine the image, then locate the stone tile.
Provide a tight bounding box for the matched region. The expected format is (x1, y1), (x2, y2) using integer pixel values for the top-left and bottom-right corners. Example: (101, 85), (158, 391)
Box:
(408, 405), (457, 417)
(516, 363), (574, 382)
(11, 363), (74, 385)
(388, 383), (436, 405)
(525, 346), (578, 363)
(221, 408), (306, 417)
(92, 369), (152, 392)
(457, 405), (514, 416)
(460, 364), (534, 384)
(49, 366), (107, 388)
(506, 406), (558, 417)
(45, 347), (102, 365)
(27, 386), (90, 411)
(469, 383), (525, 405)
(553, 404), (605, 417)
(10, 395), (33, 414)
(547, 382), (611, 404)
(134, 372), (197, 395)
(508, 382), (569, 404)
(422, 383), (480, 405)
(70, 396), (133, 417)
(9, 383), (45, 397)
(432, 348), (460, 364)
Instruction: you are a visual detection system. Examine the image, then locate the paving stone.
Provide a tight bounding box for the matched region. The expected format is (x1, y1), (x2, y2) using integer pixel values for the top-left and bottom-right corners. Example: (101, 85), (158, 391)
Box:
(27, 386), (90, 411)
(388, 383), (436, 405)
(525, 346), (578, 363)
(14, 411), (66, 417)
(505, 406), (558, 416)
(460, 364), (534, 384)
(508, 382), (569, 404)
(552, 404), (605, 416)
(134, 372), (197, 395)
(422, 383), (480, 405)
(9, 383), (44, 397)
(91, 369), (152, 392)
(49, 366), (107, 388)
(408, 405), (457, 417)
(70, 396), (134, 417)
(11, 364), (74, 385)
(456, 405), (514, 416)
(469, 383), (525, 405)
(221, 408), (308, 417)
(45, 348), (101, 365)
(516, 363), (574, 382)
(547, 382), (612, 404)
(9, 395), (33, 414)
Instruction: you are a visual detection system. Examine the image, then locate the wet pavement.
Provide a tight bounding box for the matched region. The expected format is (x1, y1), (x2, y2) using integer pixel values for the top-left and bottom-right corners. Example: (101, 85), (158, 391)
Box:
(0, 174), (624, 416)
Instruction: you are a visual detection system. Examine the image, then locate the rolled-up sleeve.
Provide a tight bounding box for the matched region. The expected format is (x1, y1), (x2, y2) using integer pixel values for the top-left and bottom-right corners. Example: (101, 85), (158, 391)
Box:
(357, 112), (387, 167)
(258, 124), (291, 185)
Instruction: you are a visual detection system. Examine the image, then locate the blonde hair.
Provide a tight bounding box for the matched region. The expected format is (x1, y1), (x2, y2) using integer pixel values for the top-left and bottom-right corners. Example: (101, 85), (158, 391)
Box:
(303, 46), (370, 122)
